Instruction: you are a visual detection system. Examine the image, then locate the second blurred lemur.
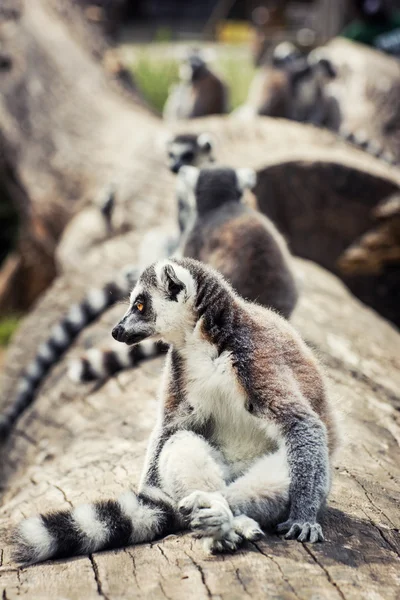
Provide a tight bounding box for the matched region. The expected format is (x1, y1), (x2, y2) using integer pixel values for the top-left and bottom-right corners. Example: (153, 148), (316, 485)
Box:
(163, 51), (228, 120)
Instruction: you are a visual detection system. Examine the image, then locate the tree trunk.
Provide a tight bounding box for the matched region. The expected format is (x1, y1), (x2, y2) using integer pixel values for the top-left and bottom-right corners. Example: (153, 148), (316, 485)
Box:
(0, 0), (153, 311)
(0, 4), (399, 597)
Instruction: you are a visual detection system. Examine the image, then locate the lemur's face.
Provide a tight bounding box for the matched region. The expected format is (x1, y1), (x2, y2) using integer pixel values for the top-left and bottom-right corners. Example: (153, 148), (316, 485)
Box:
(167, 134), (214, 174)
(112, 261), (195, 345)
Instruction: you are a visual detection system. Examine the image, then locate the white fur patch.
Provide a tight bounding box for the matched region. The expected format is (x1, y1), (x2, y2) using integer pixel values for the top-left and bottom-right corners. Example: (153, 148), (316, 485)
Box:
(73, 504), (108, 552)
(85, 349), (106, 377)
(67, 358), (84, 383)
(17, 379), (31, 394)
(118, 491), (161, 543)
(178, 166), (199, 191)
(197, 133), (214, 151)
(68, 304), (85, 327)
(225, 446), (290, 506)
(26, 360), (44, 380)
(130, 284), (144, 305)
(51, 323), (70, 346)
(174, 322), (282, 474)
(140, 339), (158, 358)
(18, 516), (56, 563)
(236, 168), (257, 192)
(38, 342), (55, 363)
(87, 288), (107, 312)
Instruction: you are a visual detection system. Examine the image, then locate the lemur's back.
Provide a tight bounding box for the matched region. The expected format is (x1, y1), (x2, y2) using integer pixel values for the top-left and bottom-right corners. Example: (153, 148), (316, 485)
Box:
(183, 201), (298, 319)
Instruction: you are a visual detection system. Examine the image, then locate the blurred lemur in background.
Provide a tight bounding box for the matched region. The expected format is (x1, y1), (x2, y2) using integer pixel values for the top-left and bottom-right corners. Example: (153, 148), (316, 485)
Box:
(163, 50), (228, 120)
(14, 257), (338, 564)
(1, 148), (297, 438)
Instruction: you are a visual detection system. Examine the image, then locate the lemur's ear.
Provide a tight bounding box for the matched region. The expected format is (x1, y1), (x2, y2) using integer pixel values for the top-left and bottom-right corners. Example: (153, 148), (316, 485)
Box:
(178, 166), (200, 190)
(236, 168), (257, 191)
(197, 133), (214, 153)
(308, 50), (337, 79)
(161, 264), (185, 299)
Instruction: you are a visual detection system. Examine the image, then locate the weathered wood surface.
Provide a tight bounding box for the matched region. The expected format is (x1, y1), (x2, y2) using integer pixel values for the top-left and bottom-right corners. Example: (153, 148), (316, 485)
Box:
(0, 251), (399, 599)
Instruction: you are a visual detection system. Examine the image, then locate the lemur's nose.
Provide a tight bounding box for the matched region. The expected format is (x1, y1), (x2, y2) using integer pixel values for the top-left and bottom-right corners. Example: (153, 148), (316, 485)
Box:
(112, 324), (125, 342)
(172, 163), (181, 174)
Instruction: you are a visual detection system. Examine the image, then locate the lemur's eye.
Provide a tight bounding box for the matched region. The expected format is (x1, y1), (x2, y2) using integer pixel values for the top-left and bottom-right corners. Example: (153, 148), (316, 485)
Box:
(135, 301), (144, 313)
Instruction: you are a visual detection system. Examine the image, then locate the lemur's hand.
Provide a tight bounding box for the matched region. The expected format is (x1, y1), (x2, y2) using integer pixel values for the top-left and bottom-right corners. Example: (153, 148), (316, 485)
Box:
(276, 519), (324, 543)
(179, 491), (263, 553)
(179, 491), (234, 538)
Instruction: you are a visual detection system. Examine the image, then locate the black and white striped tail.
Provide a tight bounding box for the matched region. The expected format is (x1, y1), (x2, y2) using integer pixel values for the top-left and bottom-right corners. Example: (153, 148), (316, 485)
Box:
(339, 127), (397, 165)
(68, 340), (169, 383)
(0, 266), (138, 440)
(13, 490), (176, 565)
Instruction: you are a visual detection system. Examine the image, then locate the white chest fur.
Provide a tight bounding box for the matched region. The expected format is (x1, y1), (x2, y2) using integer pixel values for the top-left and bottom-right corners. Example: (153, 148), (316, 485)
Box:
(178, 324), (281, 475)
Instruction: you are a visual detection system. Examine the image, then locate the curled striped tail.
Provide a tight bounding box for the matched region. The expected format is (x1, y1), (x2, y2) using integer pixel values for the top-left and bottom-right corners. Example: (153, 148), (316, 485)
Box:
(13, 489), (176, 565)
(0, 266), (138, 440)
(68, 340), (168, 383)
(339, 127), (396, 165)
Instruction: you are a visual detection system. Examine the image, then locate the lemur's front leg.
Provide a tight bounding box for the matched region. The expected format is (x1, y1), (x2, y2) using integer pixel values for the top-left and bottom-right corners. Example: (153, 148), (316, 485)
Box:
(276, 408), (330, 543)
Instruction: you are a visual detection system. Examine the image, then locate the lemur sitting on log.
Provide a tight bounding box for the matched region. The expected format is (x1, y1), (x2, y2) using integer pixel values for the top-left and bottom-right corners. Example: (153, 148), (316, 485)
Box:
(163, 50), (228, 120)
(13, 257), (338, 564)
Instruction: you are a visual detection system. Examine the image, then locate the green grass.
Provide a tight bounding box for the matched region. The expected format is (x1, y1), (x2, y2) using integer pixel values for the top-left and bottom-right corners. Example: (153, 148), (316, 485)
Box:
(0, 316), (20, 346)
(129, 48), (256, 115)
(133, 52), (180, 114)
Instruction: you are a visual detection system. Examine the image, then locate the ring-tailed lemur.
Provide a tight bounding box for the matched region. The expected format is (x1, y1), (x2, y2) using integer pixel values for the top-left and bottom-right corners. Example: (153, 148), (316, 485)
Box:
(0, 135), (216, 440)
(166, 133), (215, 174)
(69, 165), (297, 384)
(163, 50), (228, 121)
(13, 258), (338, 564)
(235, 47), (339, 127)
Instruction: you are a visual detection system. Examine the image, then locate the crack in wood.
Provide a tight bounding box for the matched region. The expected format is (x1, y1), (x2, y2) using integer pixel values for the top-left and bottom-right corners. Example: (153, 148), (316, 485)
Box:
(252, 542), (302, 600)
(183, 551), (213, 599)
(158, 580), (174, 600)
(52, 483), (73, 508)
(302, 545), (347, 600)
(235, 568), (251, 597)
(362, 444), (397, 482)
(89, 554), (109, 600)
(344, 467), (396, 528)
(125, 549), (141, 590)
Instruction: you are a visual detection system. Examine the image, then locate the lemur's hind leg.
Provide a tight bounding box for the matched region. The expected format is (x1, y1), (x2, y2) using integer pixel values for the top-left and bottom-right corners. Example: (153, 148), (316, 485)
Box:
(223, 447), (291, 533)
(158, 431), (262, 553)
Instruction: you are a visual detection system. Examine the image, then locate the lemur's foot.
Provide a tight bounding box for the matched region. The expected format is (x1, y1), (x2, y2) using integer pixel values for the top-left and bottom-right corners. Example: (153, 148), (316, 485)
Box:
(232, 514), (264, 542)
(276, 519), (324, 543)
(202, 515), (263, 554)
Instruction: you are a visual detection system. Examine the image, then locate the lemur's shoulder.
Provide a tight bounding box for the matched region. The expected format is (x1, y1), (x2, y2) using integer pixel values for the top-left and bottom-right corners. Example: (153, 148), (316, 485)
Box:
(235, 300), (339, 455)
